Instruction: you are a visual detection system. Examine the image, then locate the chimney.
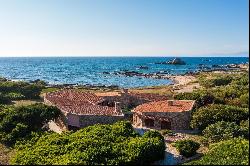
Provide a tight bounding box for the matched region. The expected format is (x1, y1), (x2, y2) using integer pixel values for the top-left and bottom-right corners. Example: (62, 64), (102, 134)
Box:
(167, 100), (174, 106)
(115, 102), (122, 113)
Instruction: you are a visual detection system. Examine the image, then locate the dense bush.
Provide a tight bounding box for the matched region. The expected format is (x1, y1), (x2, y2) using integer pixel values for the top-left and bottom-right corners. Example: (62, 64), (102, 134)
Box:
(230, 73), (249, 86)
(193, 73), (249, 108)
(174, 91), (215, 108)
(191, 104), (249, 130)
(211, 85), (249, 105)
(0, 103), (60, 146)
(185, 138), (249, 165)
(199, 75), (233, 88)
(11, 121), (166, 165)
(0, 93), (11, 104)
(239, 93), (249, 108)
(240, 119), (249, 139)
(4, 92), (25, 100)
(173, 139), (200, 157)
(0, 81), (44, 100)
(202, 121), (245, 144)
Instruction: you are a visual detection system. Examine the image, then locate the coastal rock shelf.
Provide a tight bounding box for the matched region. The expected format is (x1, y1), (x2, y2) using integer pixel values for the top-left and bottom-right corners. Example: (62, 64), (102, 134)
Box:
(102, 62), (248, 81)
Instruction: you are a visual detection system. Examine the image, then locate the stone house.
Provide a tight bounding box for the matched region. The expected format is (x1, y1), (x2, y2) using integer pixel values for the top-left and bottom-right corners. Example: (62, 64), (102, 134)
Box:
(132, 100), (195, 130)
(44, 89), (169, 131)
(44, 90), (125, 130)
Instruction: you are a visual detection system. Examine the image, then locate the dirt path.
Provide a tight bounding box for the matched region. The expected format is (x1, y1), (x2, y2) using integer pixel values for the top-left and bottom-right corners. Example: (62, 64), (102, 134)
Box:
(0, 144), (14, 165)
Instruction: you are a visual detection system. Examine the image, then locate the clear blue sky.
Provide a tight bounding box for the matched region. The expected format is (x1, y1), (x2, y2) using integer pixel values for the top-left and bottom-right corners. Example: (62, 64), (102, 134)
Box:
(0, 0), (249, 57)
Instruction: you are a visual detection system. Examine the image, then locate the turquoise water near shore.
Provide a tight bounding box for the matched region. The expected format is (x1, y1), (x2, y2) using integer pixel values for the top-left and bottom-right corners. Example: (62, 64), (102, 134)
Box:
(0, 57), (248, 88)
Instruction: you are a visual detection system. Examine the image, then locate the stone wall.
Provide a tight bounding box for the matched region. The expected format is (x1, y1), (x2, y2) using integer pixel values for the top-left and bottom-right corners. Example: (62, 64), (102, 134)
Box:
(67, 113), (81, 127)
(133, 111), (192, 130)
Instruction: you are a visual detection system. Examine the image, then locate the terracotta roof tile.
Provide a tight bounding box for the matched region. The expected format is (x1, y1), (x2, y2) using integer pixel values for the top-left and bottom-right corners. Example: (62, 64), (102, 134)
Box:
(133, 100), (195, 113)
(45, 90), (122, 116)
(95, 92), (121, 97)
(46, 90), (104, 104)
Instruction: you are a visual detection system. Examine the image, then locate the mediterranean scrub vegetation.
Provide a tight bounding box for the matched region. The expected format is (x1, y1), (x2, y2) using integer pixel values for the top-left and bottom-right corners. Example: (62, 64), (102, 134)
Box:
(11, 121), (166, 165)
(190, 104), (248, 130)
(172, 139), (200, 157)
(0, 103), (60, 146)
(182, 72), (249, 165)
(0, 79), (45, 104)
(174, 73), (249, 108)
(202, 121), (247, 144)
(185, 138), (249, 165)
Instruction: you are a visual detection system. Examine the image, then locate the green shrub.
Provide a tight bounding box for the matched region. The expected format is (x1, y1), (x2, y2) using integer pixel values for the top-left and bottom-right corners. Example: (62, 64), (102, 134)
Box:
(202, 121), (245, 144)
(200, 76), (232, 88)
(0, 103), (60, 146)
(0, 93), (11, 104)
(239, 93), (249, 108)
(210, 84), (249, 106)
(174, 91), (215, 108)
(240, 119), (249, 139)
(11, 121), (166, 165)
(0, 81), (44, 100)
(212, 76), (232, 86)
(191, 104), (249, 130)
(194, 73), (249, 108)
(161, 129), (175, 136)
(230, 73), (249, 86)
(185, 138), (249, 165)
(173, 139), (200, 157)
(4, 92), (25, 100)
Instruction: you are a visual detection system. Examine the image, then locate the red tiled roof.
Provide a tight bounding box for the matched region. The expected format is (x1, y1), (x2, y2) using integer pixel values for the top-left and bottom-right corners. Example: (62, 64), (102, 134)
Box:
(128, 92), (168, 102)
(46, 90), (104, 104)
(59, 104), (119, 116)
(45, 90), (122, 116)
(95, 92), (121, 97)
(133, 100), (195, 113)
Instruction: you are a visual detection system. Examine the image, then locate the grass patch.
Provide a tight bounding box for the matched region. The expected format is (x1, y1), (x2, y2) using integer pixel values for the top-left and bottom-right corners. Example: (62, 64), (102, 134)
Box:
(41, 87), (59, 94)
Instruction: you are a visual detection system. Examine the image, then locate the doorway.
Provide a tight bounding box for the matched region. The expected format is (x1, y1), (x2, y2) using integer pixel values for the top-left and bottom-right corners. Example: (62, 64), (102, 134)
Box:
(161, 120), (171, 130)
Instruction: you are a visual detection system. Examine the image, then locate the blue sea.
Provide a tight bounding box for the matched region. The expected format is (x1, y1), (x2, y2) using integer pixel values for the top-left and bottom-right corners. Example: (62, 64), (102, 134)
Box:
(0, 57), (248, 88)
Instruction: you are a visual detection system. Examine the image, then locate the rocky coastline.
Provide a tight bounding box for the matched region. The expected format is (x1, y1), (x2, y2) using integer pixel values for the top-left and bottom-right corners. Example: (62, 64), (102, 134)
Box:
(1, 61), (248, 90)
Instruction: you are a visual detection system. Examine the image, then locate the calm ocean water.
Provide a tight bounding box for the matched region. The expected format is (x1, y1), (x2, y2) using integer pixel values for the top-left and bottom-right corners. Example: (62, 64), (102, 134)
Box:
(0, 57), (248, 88)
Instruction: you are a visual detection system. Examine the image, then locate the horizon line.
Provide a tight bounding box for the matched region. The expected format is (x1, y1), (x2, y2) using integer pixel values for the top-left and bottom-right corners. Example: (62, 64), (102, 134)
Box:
(0, 55), (248, 58)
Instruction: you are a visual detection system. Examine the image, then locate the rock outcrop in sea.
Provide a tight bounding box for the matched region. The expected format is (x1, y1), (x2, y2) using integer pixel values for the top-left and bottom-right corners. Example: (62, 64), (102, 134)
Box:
(167, 58), (186, 65)
(156, 58), (186, 65)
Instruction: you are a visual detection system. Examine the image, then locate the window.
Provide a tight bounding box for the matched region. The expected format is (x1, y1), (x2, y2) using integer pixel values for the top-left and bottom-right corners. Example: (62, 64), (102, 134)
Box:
(145, 119), (154, 127)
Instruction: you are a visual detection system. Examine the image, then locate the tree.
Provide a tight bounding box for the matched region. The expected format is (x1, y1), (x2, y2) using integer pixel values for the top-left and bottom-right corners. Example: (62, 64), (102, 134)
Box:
(0, 103), (60, 146)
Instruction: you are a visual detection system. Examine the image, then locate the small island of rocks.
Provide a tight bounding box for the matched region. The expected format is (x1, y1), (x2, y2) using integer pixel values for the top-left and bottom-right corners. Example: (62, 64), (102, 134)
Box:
(156, 58), (186, 65)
